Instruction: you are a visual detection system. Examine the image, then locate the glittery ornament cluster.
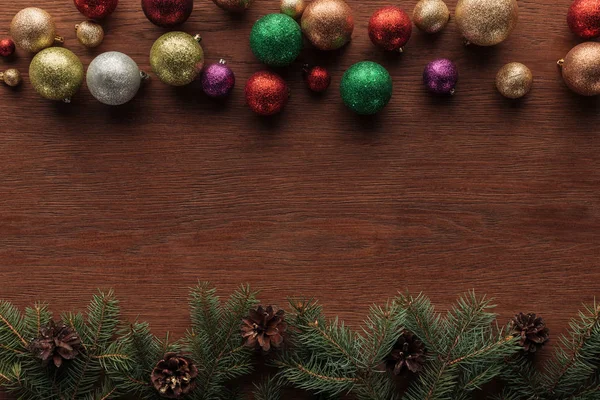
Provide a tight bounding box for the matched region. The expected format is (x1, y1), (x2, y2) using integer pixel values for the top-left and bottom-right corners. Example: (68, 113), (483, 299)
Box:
(455, 0), (518, 46)
(142, 0), (193, 28)
(340, 61), (393, 115)
(245, 71), (289, 116)
(495, 62), (533, 99)
(0, 38), (16, 57)
(250, 14), (302, 67)
(301, 0), (354, 51)
(150, 32), (204, 87)
(304, 65), (331, 93)
(280, 0), (306, 20)
(75, 21), (104, 48)
(74, 0), (118, 19)
(559, 42), (600, 96)
(10, 7), (58, 53)
(413, 0), (450, 34)
(212, 0), (254, 12)
(29, 47), (84, 101)
(87, 52), (143, 106)
(568, 0), (600, 39)
(368, 6), (412, 52)
(201, 60), (235, 98)
(423, 58), (458, 95)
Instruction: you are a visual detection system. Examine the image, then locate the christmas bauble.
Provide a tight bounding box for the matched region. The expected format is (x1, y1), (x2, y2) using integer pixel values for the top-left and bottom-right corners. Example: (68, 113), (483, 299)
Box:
(558, 42), (600, 96)
(495, 62), (532, 99)
(150, 32), (204, 86)
(423, 58), (458, 95)
(281, 0), (306, 19)
(413, 0), (450, 34)
(75, 21), (104, 48)
(250, 14), (302, 67)
(201, 60), (235, 98)
(0, 38), (15, 57)
(74, 0), (118, 19)
(340, 61), (392, 115)
(245, 71), (289, 116)
(30, 48), (84, 102)
(455, 0), (518, 46)
(301, 0), (354, 51)
(142, 0), (193, 27)
(568, 0), (600, 39)
(0, 69), (22, 87)
(10, 8), (61, 53)
(303, 65), (331, 93)
(368, 6), (412, 52)
(87, 52), (145, 105)
(212, 0), (254, 12)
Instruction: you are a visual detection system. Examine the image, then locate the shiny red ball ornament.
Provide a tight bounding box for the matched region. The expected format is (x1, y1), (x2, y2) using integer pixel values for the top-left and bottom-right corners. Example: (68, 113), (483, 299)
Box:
(142, 0), (194, 27)
(568, 0), (600, 39)
(245, 71), (289, 116)
(368, 6), (412, 52)
(74, 0), (119, 19)
(303, 65), (331, 93)
(0, 38), (16, 57)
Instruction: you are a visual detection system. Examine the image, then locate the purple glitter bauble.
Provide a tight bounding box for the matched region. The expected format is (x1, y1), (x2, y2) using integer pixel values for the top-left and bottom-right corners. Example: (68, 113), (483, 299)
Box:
(201, 60), (235, 98)
(423, 59), (458, 95)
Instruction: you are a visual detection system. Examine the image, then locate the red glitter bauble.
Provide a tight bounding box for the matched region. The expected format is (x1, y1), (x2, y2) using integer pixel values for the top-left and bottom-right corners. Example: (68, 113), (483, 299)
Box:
(74, 0), (119, 19)
(368, 6), (412, 52)
(245, 71), (289, 116)
(142, 0), (194, 27)
(0, 38), (16, 57)
(568, 0), (600, 39)
(303, 65), (331, 93)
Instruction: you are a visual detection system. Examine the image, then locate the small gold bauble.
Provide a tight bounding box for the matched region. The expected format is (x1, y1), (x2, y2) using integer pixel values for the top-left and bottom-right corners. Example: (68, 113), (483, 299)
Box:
(281, 0), (307, 19)
(150, 32), (204, 87)
(413, 0), (450, 34)
(301, 0), (354, 51)
(75, 21), (104, 48)
(10, 7), (62, 53)
(558, 42), (600, 96)
(495, 62), (533, 99)
(29, 47), (84, 102)
(455, 0), (518, 46)
(0, 69), (22, 87)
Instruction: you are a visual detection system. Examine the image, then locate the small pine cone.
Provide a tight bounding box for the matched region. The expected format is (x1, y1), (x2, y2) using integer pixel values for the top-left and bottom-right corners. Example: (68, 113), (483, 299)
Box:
(241, 305), (287, 352)
(29, 320), (82, 368)
(386, 331), (426, 374)
(511, 312), (549, 354)
(151, 353), (199, 399)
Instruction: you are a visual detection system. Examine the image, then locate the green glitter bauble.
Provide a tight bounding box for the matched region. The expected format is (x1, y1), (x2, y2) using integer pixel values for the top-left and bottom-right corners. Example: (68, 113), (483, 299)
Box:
(250, 13), (302, 67)
(340, 61), (393, 115)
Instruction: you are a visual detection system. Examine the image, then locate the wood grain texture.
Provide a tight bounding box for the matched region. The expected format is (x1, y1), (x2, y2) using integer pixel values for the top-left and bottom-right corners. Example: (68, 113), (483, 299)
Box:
(0, 0), (599, 397)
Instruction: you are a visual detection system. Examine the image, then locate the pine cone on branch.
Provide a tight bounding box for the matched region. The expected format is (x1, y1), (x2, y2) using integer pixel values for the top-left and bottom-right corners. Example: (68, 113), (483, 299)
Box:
(386, 331), (426, 374)
(29, 320), (82, 368)
(241, 305), (287, 352)
(511, 312), (549, 354)
(151, 353), (199, 399)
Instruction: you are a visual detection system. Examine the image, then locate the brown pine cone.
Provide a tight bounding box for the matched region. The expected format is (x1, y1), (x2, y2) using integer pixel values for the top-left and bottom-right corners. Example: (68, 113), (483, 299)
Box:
(29, 320), (82, 368)
(151, 353), (199, 399)
(386, 331), (426, 374)
(241, 305), (287, 352)
(511, 312), (549, 354)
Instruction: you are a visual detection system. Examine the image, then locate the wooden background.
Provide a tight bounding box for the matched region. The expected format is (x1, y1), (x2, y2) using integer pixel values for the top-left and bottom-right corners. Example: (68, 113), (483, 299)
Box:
(0, 0), (599, 397)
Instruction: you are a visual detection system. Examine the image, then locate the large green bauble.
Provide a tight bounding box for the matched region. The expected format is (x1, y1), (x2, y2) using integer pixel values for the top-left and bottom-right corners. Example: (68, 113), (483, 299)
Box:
(340, 61), (393, 115)
(29, 47), (84, 102)
(150, 32), (204, 86)
(250, 13), (302, 67)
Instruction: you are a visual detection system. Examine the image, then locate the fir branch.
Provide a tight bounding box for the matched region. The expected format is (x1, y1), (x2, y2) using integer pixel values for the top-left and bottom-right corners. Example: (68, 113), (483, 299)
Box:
(252, 376), (283, 400)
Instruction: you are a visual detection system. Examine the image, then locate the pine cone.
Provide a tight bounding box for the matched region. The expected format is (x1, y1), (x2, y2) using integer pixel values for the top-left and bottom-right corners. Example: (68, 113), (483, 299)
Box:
(241, 305), (287, 352)
(151, 353), (199, 399)
(386, 331), (426, 374)
(29, 320), (82, 368)
(511, 312), (549, 353)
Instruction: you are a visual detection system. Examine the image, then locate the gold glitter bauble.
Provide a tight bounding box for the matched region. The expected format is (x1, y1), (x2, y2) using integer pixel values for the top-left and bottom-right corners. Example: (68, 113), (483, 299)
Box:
(413, 0), (450, 34)
(29, 47), (84, 102)
(301, 0), (354, 51)
(495, 62), (533, 99)
(10, 7), (61, 53)
(0, 69), (22, 87)
(455, 0), (518, 46)
(150, 32), (204, 87)
(75, 21), (104, 48)
(558, 42), (600, 96)
(281, 0), (306, 19)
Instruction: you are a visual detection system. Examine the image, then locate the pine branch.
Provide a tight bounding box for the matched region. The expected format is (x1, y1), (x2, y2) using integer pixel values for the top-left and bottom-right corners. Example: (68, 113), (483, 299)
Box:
(252, 376), (283, 400)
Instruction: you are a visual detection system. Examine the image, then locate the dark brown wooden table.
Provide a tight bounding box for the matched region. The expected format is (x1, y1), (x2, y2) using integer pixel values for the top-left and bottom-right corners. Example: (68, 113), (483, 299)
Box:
(0, 0), (598, 398)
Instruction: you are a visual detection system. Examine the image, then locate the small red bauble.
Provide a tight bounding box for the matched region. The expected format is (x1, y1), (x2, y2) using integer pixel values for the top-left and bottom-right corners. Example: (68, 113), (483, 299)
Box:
(74, 0), (119, 19)
(568, 0), (600, 39)
(245, 71), (289, 116)
(142, 0), (194, 27)
(303, 65), (331, 93)
(0, 38), (16, 57)
(368, 6), (412, 52)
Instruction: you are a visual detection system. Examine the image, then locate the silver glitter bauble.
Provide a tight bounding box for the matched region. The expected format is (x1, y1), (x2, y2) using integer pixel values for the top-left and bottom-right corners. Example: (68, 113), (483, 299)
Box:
(86, 51), (145, 105)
